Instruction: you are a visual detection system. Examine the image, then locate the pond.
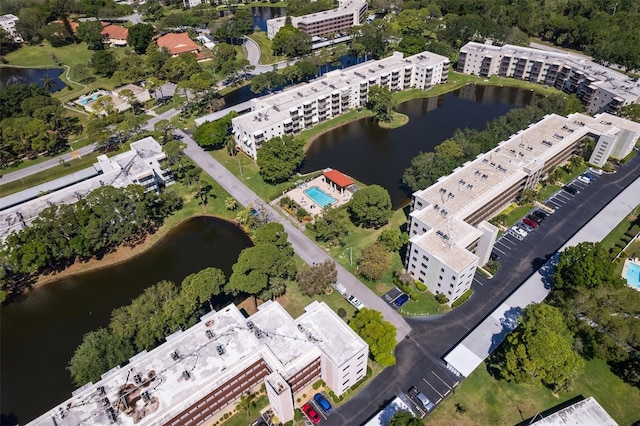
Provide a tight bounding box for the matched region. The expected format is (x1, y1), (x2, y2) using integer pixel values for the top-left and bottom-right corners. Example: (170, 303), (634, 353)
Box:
(0, 66), (66, 93)
(0, 216), (252, 424)
(251, 6), (286, 32)
(300, 84), (538, 209)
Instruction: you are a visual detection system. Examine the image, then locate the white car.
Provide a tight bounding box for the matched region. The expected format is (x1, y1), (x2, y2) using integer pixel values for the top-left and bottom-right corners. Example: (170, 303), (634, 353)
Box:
(589, 167), (603, 176)
(577, 176), (590, 184)
(512, 226), (528, 238)
(348, 295), (364, 310)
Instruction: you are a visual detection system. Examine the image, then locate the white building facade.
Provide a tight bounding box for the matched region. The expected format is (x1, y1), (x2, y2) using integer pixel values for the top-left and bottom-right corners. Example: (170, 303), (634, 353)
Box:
(28, 301), (368, 426)
(0, 14), (22, 42)
(232, 50), (450, 160)
(457, 42), (640, 115)
(267, 0), (367, 39)
(406, 112), (640, 304)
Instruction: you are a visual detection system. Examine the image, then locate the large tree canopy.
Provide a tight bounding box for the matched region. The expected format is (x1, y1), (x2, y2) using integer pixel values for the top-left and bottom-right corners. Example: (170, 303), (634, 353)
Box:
(349, 308), (397, 366)
(553, 242), (625, 291)
(127, 23), (155, 54)
(257, 135), (305, 184)
(496, 304), (584, 392)
(348, 185), (393, 229)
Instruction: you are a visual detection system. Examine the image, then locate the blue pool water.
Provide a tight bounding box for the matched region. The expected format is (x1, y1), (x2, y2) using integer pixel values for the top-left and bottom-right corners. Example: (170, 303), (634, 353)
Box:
(626, 263), (640, 290)
(305, 186), (337, 208)
(80, 93), (102, 105)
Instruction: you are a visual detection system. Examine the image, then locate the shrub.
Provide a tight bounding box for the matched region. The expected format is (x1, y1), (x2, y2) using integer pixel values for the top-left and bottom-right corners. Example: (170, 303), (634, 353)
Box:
(410, 292), (418, 301)
(294, 410), (303, 421)
(312, 380), (323, 390)
(452, 289), (474, 308)
(415, 282), (427, 291)
(223, 413), (229, 420)
(337, 308), (346, 318)
(435, 293), (449, 304)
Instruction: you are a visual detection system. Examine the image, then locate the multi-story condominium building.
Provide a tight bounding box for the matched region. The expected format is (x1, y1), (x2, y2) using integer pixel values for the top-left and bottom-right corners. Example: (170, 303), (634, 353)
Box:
(0, 14), (22, 42)
(232, 50), (450, 160)
(457, 42), (640, 115)
(267, 0), (367, 39)
(183, 0), (204, 8)
(406, 112), (640, 304)
(28, 301), (369, 426)
(0, 137), (174, 241)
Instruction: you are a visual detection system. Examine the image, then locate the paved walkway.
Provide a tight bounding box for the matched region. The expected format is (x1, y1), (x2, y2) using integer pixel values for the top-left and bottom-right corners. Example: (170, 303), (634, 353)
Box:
(175, 128), (412, 341)
(0, 144), (97, 185)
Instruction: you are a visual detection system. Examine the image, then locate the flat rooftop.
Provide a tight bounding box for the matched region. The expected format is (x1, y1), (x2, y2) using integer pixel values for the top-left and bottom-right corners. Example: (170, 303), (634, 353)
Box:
(530, 397), (617, 426)
(462, 42), (640, 103)
(410, 112), (620, 271)
(234, 50), (448, 134)
(28, 301), (364, 426)
(268, 0), (366, 26)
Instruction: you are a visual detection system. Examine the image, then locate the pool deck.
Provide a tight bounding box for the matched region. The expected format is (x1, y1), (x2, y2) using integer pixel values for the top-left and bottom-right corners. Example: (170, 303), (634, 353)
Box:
(284, 174), (354, 216)
(621, 257), (640, 291)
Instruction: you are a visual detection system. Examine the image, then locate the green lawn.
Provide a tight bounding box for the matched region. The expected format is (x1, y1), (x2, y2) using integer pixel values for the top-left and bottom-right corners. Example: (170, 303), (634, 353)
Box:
(426, 358), (640, 426)
(1, 42), (128, 103)
(502, 203), (535, 227)
(0, 153), (100, 196)
(220, 394), (269, 426)
(297, 109), (374, 149)
(209, 149), (296, 202)
(247, 31), (286, 65)
(399, 291), (448, 316)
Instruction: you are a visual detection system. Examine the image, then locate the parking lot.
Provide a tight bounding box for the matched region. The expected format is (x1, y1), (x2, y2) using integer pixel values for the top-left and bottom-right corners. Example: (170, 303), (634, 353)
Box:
(404, 370), (457, 418)
(490, 169), (601, 263)
(381, 287), (409, 310)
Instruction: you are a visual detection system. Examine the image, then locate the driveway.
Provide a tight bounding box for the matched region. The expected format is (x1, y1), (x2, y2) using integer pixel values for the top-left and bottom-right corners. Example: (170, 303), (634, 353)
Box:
(323, 154), (640, 425)
(175, 129), (412, 341)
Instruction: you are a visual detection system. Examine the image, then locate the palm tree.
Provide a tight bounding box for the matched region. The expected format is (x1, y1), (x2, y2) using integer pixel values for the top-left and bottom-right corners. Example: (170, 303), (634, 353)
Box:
(235, 392), (256, 417)
(42, 74), (57, 91)
(225, 197), (238, 211)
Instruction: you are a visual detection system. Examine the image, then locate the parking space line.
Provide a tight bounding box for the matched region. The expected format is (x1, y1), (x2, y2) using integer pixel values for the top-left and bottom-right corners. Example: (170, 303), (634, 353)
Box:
(492, 246), (506, 255)
(423, 378), (444, 399)
(432, 371), (453, 392)
(473, 278), (484, 286)
(500, 236), (518, 245)
(495, 241), (512, 250)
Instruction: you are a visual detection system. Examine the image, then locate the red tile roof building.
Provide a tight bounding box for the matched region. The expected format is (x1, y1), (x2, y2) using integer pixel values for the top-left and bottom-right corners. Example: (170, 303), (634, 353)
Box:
(323, 169), (354, 188)
(101, 24), (128, 46)
(156, 32), (200, 56)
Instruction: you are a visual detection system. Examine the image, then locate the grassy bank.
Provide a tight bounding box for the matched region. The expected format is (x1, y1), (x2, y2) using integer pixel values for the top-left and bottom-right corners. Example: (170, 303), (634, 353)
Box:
(247, 31), (286, 65)
(426, 358), (640, 426)
(378, 112), (409, 129)
(1, 41), (128, 102)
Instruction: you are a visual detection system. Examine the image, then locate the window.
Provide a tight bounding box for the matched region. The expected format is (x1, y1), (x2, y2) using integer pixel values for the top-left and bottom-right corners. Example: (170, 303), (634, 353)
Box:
(410, 264), (415, 269)
(452, 276), (456, 280)
(412, 256), (417, 261)
(356, 368), (364, 375)
(423, 255), (429, 261)
(414, 249), (418, 254)
(440, 268), (444, 273)
(419, 270), (425, 276)
(343, 379), (350, 386)
(418, 277), (424, 283)
(439, 276), (443, 281)
(421, 263), (427, 269)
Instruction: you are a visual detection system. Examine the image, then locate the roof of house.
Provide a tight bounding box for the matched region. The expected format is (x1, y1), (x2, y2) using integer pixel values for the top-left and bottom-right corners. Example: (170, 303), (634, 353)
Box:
(101, 24), (128, 40)
(156, 32), (200, 56)
(323, 169), (354, 188)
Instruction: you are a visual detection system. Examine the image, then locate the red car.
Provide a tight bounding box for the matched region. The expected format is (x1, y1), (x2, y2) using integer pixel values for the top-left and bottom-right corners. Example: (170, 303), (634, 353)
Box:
(522, 218), (538, 228)
(302, 403), (321, 424)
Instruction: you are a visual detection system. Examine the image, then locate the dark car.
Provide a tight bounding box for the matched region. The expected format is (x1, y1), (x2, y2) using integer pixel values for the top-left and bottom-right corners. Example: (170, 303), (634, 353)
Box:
(314, 393), (332, 412)
(302, 403), (321, 424)
(490, 252), (500, 261)
(408, 386), (435, 412)
(526, 214), (543, 225)
(394, 293), (410, 307)
(562, 185), (579, 195)
(532, 210), (549, 220)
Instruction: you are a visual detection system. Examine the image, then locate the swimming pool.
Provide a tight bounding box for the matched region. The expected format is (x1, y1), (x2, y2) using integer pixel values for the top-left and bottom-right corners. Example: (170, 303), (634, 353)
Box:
(626, 262), (640, 290)
(80, 93), (103, 105)
(304, 186), (337, 208)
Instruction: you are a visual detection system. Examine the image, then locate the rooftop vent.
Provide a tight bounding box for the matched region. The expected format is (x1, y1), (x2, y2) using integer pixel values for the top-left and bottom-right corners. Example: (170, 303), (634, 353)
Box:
(170, 351), (179, 361)
(206, 330), (214, 339)
(134, 374), (142, 385)
(255, 328), (265, 339)
(246, 321), (254, 330)
(182, 371), (191, 380)
(216, 345), (225, 356)
(97, 386), (105, 396)
(141, 391), (150, 402)
(101, 397), (110, 408)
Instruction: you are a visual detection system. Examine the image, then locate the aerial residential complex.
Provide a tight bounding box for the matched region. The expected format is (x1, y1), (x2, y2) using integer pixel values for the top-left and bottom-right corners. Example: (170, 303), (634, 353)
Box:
(267, 0), (368, 39)
(406, 112), (640, 304)
(457, 42), (640, 115)
(0, 14), (22, 42)
(0, 137), (173, 241)
(28, 301), (369, 426)
(232, 50), (450, 160)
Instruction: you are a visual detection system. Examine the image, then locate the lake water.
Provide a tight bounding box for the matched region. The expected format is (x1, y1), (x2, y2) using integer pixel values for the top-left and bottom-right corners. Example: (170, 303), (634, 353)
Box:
(251, 6), (285, 32)
(0, 66), (65, 93)
(300, 84), (538, 208)
(0, 216), (252, 424)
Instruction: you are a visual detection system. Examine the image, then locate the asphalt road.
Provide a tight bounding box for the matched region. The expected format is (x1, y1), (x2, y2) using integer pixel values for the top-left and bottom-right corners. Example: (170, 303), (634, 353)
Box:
(175, 129), (412, 341)
(324, 154), (640, 425)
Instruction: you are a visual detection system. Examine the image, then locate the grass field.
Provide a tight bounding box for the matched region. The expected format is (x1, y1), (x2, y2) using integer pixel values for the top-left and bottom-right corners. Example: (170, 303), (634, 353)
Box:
(426, 358), (640, 426)
(247, 31), (286, 65)
(1, 42), (128, 103)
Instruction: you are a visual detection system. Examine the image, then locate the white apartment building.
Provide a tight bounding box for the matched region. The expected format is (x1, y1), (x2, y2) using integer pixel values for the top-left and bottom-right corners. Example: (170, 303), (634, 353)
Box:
(457, 42), (640, 115)
(0, 137), (174, 241)
(0, 14), (22, 42)
(232, 50), (450, 160)
(588, 115), (640, 166)
(182, 0), (203, 9)
(28, 301), (369, 426)
(406, 112), (640, 304)
(267, 0), (367, 39)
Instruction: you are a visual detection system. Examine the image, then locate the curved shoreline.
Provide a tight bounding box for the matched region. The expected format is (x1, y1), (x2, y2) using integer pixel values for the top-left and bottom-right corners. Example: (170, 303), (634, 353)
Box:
(32, 214), (242, 288)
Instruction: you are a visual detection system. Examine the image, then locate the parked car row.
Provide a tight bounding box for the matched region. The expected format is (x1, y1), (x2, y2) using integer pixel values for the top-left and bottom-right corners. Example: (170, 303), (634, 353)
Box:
(301, 392), (333, 424)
